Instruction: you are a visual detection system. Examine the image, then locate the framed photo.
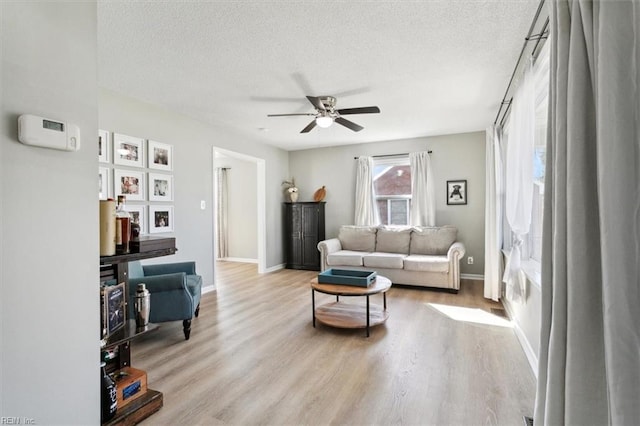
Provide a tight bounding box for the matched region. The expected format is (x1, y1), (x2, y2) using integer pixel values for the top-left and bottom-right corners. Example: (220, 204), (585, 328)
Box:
(98, 129), (110, 163)
(99, 167), (111, 200)
(149, 205), (174, 234)
(148, 140), (173, 171)
(102, 282), (126, 337)
(114, 169), (145, 201)
(125, 204), (146, 235)
(447, 180), (467, 205)
(148, 173), (173, 202)
(113, 133), (145, 167)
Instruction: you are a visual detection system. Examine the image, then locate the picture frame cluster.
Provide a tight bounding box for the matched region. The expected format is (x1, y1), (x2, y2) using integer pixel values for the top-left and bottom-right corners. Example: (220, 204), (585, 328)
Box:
(99, 130), (175, 234)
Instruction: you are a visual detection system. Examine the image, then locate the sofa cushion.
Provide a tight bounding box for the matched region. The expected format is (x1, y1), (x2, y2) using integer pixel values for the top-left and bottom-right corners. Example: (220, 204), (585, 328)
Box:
(410, 226), (458, 255)
(403, 255), (450, 273)
(327, 250), (366, 267)
(375, 226), (412, 254)
(338, 226), (378, 252)
(363, 252), (406, 269)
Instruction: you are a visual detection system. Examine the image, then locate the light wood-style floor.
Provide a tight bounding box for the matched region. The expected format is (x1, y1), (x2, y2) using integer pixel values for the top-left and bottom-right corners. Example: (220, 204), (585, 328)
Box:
(134, 261), (535, 425)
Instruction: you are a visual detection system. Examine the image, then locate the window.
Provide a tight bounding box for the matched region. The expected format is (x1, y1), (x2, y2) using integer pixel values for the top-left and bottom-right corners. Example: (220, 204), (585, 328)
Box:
(373, 157), (411, 226)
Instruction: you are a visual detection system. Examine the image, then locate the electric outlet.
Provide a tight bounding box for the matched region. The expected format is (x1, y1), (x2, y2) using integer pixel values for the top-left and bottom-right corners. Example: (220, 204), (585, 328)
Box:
(467, 256), (474, 265)
(200, 200), (206, 210)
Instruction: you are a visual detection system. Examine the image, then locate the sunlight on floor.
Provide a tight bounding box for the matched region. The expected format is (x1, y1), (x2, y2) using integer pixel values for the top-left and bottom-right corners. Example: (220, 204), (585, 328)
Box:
(427, 303), (513, 328)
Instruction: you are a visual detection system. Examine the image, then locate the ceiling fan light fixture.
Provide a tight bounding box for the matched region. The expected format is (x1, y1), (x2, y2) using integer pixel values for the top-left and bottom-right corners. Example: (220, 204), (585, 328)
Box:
(315, 115), (333, 128)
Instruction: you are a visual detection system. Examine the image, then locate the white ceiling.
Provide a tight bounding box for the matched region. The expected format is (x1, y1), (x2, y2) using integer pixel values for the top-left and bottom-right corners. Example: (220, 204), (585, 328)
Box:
(97, 0), (540, 151)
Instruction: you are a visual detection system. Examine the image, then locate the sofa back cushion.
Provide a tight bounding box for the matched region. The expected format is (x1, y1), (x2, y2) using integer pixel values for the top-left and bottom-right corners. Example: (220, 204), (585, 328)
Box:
(338, 226), (378, 251)
(375, 226), (412, 254)
(410, 226), (458, 255)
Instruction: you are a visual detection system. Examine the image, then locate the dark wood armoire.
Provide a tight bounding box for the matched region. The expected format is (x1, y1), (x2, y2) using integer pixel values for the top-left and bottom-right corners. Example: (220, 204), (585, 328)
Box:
(283, 202), (325, 270)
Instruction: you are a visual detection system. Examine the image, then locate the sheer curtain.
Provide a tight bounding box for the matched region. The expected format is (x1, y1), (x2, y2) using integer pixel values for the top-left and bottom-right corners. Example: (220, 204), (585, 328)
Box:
(535, 1), (640, 424)
(409, 151), (435, 226)
(502, 57), (536, 303)
(216, 168), (228, 259)
(354, 156), (379, 226)
(484, 125), (504, 301)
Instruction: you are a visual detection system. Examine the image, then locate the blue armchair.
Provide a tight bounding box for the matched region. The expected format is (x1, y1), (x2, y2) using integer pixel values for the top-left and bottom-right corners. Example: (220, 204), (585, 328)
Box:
(128, 261), (202, 340)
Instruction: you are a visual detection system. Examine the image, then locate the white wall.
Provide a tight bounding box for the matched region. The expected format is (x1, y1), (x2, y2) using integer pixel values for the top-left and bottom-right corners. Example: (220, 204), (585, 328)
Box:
(503, 274), (542, 375)
(288, 131), (486, 275)
(1, 2), (99, 423)
(215, 156), (258, 261)
(99, 90), (289, 278)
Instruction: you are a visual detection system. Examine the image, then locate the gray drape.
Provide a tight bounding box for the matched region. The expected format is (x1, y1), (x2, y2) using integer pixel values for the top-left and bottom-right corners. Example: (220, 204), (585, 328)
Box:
(354, 156), (379, 226)
(535, 1), (640, 424)
(216, 168), (229, 259)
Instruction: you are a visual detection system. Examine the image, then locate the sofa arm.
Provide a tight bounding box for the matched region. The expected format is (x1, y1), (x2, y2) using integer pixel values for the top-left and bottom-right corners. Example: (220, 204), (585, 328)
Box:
(447, 241), (466, 261)
(143, 262), (196, 277)
(317, 238), (342, 271)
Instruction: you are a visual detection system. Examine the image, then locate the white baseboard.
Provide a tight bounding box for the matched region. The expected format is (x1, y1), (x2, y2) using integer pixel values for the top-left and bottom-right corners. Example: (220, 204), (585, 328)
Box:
(461, 273), (484, 281)
(265, 263), (285, 273)
(219, 257), (258, 264)
(503, 300), (539, 378)
(202, 285), (216, 294)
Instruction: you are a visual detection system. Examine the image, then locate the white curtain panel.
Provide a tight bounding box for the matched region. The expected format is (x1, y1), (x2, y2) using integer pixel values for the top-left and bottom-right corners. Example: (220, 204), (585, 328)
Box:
(484, 125), (504, 301)
(216, 168), (229, 259)
(354, 156), (379, 226)
(502, 56), (536, 303)
(535, 1), (640, 425)
(409, 151), (436, 226)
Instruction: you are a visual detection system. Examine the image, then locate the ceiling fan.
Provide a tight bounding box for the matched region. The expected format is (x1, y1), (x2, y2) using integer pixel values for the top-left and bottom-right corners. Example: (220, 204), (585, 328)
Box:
(267, 96), (380, 133)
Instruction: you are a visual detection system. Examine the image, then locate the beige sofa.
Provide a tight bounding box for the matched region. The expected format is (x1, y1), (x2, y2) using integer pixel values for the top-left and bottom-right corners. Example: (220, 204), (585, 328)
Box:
(317, 225), (465, 291)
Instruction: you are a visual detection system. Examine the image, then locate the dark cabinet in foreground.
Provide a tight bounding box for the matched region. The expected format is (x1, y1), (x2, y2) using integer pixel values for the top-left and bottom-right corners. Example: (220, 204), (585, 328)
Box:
(284, 202), (325, 270)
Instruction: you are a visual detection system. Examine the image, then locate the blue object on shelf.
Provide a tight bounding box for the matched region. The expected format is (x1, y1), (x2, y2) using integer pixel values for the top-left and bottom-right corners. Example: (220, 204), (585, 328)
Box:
(318, 269), (377, 287)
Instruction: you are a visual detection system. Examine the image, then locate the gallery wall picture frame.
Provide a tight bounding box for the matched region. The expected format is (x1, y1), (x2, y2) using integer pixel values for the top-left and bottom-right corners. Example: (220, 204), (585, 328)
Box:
(99, 167), (111, 200)
(148, 173), (174, 202)
(98, 129), (111, 163)
(114, 169), (145, 201)
(125, 204), (146, 235)
(148, 140), (173, 171)
(149, 205), (174, 234)
(113, 133), (145, 168)
(446, 179), (467, 205)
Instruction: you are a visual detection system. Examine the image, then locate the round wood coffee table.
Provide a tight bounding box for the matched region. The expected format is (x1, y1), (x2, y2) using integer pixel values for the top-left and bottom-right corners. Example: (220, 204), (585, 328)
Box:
(310, 275), (391, 337)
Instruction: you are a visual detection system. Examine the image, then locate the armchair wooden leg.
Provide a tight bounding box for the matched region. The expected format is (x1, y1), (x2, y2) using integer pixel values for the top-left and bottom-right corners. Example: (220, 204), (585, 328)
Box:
(194, 303), (200, 318)
(183, 319), (191, 340)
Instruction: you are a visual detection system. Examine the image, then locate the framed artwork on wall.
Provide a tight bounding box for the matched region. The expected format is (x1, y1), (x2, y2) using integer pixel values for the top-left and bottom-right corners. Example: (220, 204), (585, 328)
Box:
(149, 205), (174, 234)
(148, 140), (173, 171)
(98, 129), (110, 163)
(148, 173), (173, 202)
(446, 180), (467, 205)
(99, 167), (110, 200)
(114, 169), (145, 201)
(113, 133), (145, 167)
(125, 204), (146, 235)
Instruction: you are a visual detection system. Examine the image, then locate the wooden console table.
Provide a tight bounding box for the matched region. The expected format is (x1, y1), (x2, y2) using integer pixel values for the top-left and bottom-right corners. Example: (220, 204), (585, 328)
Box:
(100, 236), (177, 425)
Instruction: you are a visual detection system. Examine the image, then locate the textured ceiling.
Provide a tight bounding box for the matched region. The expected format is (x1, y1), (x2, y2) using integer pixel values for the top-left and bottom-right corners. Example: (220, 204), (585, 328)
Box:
(98, 0), (540, 151)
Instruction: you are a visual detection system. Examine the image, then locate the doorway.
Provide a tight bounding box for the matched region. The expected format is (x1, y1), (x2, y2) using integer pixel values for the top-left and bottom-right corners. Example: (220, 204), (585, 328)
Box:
(212, 147), (266, 287)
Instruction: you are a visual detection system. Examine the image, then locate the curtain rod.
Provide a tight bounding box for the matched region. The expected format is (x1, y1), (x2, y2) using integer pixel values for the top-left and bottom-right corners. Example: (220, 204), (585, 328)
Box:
(493, 0), (549, 126)
(353, 151), (432, 160)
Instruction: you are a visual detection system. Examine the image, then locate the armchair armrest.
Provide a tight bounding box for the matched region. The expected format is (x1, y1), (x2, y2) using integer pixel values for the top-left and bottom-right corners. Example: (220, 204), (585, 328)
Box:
(317, 238), (342, 271)
(130, 272), (188, 292)
(143, 262), (197, 277)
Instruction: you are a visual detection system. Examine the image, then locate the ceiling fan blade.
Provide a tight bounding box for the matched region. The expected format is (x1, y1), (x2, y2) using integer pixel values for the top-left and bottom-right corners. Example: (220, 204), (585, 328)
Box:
(300, 120), (317, 133)
(267, 113), (316, 117)
(306, 96), (326, 111)
(335, 117), (364, 132)
(336, 106), (380, 115)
